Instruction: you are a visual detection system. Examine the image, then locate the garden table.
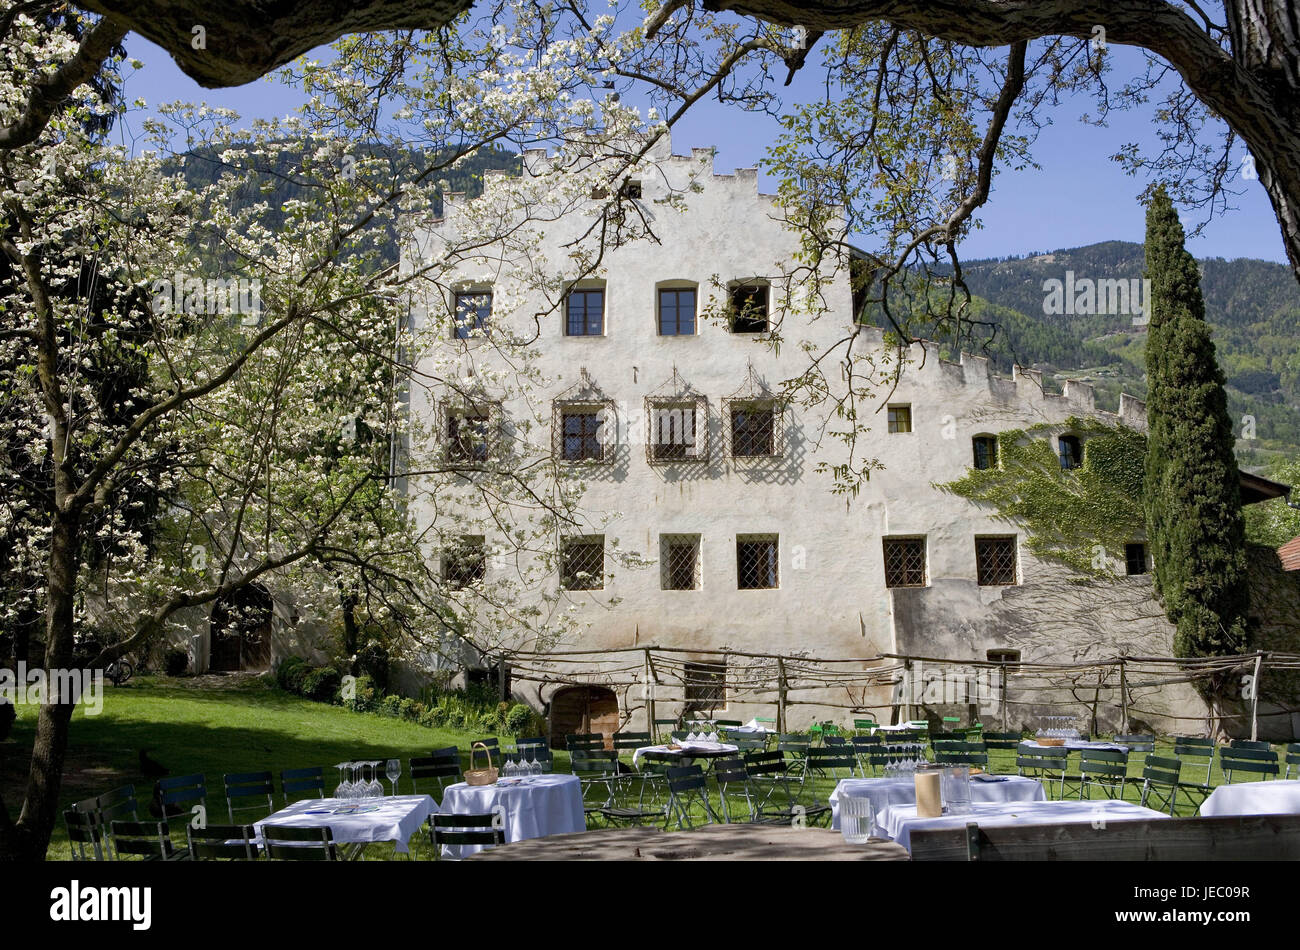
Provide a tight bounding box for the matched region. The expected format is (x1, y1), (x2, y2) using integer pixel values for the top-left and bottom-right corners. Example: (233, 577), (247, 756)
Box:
(829, 774), (1046, 834)
(1199, 779), (1300, 817)
(254, 794), (435, 856)
(877, 798), (1171, 853)
(632, 741), (739, 768)
(1020, 739), (1128, 752)
(438, 773), (585, 858)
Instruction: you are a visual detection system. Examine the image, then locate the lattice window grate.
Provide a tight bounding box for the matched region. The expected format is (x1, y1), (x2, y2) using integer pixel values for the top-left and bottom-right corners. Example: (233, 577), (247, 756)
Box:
(443, 536), (487, 589)
(684, 661), (727, 714)
(447, 409), (491, 462)
(561, 536), (605, 590)
(975, 536), (1017, 586)
(660, 535), (701, 590)
(647, 401), (706, 462)
(883, 537), (926, 588)
(728, 402), (777, 458)
(736, 534), (779, 589)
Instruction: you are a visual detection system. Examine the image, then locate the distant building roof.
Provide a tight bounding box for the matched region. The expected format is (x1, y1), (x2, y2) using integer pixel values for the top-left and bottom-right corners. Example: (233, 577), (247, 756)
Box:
(1280, 536), (1300, 572)
(1239, 471), (1291, 505)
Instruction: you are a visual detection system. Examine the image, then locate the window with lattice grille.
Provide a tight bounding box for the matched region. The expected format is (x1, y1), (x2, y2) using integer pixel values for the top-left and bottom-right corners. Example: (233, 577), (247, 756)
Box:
(443, 536), (486, 589)
(447, 409), (491, 462)
(660, 534), (701, 590)
(1125, 542), (1148, 576)
(975, 536), (1018, 586)
(452, 290), (491, 339)
(561, 409), (604, 461)
(650, 404), (700, 460)
(561, 536), (604, 590)
(737, 535), (778, 589)
(887, 404), (912, 433)
(684, 661), (726, 713)
(882, 537), (926, 588)
(972, 435), (998, 470)
(730, 404), (776, 457)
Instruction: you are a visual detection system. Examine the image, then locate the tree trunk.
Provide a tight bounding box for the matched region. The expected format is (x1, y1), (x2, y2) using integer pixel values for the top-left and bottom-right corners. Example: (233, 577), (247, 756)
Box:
(0, 514), (81, 861)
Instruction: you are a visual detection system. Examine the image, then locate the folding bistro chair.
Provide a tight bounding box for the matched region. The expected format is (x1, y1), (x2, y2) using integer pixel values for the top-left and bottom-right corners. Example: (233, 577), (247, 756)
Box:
(187, 823), (260, 860)
(261, 824), (340, 861)
(280, 766), (326, 805)
(777, 733), (812, 779)
(566, 733), (606, 753)
(65, 809), (107, 861)
(1172, 737), (1215, 809)
(1114, 734), (1155, 753)
(934, 740), (989, 769)
(410, 756), (462, 801)
(712, 756), (758, 823)
(1285, 743), (1300, 780)
(110, 820), (185, 861)
(1077, 748), (1130, 800)
(571, 749), (623, 823)
(428, 813), (505, 859)
(1139, 755), (1182, 816)
(1229, 739), (1271, 752)
(980, 733), (1021, 773)
(850, 735), (883, 775)
(664, 765), (721, 829)
(154, 774), (206, 830)
(744, 749), (797, 815)
(1017, 744), (1069, 799)
(1220, 747), (1279, 784)
(223, 771), (275, 823)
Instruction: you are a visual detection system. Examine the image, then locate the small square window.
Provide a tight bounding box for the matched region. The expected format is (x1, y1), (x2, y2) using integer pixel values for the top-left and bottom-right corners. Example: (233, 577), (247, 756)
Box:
(620, 179), (642, 200)
(658, 288), (696, 336)
(561, 410), (604, 461)
(1059, 435), (1083, 470)
(683, 661), (726, 715)
(565, 289), (604, 336)
(452, 291), (491, 339)
(650, 404), (700, 460)
(1125, 543), (1148, 576)
(661, 534), (701, 590)
(887, 405), (912, 433)
(447, 410), (491, 462)
(737, 535), (779, 589)
(443, 536), (486, 589)
(730, 404), (776, 457)
(987, 649), (1021, 671)
(975, 536), (1018, 586)
(972, 435), (998, 470)
(561, 537), (605, 590)
(728, 284), (769, 333)
(883, 537), (926, 588)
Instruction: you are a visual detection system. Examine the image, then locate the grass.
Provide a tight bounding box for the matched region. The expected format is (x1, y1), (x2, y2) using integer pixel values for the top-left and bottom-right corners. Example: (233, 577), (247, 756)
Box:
(1, 682), (1281, 860)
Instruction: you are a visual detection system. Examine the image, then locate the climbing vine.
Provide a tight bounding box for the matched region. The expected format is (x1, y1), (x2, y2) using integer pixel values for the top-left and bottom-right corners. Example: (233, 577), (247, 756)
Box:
(938, 418), (1148, 577)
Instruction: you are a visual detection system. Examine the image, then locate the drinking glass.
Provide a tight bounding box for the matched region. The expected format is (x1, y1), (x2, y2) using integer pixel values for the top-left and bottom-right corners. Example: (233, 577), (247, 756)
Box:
(369, 761), (383, 798)
(335, 763), (351, 799)
(386, 758), (401, 796)
(841, 794), (874, 845)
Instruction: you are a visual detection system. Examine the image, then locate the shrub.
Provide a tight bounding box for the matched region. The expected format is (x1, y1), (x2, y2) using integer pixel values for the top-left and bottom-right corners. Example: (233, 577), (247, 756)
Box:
(399, 698), (422, 721)
(418, 707), (440, 729)
(504, 703), (533, 734)
(355, 641), (390, 692)
(275, 656), (307, 691)
(380, 694), (405, 718)
(286, 662), (312, 696)
(162, 648), (190, 677)
(302, 666), (342, 704)
(345, 674), (378, 713)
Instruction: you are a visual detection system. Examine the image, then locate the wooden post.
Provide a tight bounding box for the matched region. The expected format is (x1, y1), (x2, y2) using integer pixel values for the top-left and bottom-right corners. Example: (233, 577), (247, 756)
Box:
(776, 656), (788, 734)
(1250, 652), (1263, 742)
(1090, 669), (1103, 738)
(1000, 663), (1009, 732)
(497, 658), (508, 702)
(644, 648), (657, 736)
(1118, 658), (1129, 735)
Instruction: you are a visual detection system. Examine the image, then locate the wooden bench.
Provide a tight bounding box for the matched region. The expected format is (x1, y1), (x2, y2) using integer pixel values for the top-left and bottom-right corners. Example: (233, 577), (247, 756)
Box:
(909, 814), (1300, 861)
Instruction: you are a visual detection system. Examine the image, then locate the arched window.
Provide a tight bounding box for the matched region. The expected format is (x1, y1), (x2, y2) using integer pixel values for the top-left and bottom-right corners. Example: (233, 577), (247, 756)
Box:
(972, 435), (998, 470)
(1058, 434), (1083, 470)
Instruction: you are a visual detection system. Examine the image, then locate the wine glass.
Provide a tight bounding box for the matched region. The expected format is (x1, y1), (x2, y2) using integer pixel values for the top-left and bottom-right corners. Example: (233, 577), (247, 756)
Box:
(368, 761), (383, 798)
(386, 758), (401, 796)
(528, 747), (543, 780)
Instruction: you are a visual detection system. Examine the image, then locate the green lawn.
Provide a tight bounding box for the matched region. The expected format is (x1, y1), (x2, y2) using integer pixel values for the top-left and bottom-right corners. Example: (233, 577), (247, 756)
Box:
(0, 680), (1272, 860)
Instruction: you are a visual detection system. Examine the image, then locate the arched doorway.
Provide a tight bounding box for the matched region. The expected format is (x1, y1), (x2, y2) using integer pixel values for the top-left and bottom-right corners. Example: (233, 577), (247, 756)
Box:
(549, 686), (619, 749)
(209, 584), (274, 672)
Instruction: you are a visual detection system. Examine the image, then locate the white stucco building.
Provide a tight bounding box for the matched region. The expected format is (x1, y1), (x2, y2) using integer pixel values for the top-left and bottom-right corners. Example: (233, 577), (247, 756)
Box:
(402, 133), (1296, 739)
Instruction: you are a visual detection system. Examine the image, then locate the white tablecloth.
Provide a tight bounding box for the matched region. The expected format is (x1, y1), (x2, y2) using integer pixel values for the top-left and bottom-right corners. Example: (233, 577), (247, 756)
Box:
(1199, 780), (1300, 817)
(1021, 740), (1129, 752)
(878, 799), (1171, 852)
(255, 795), (435, 854)
(632, 742), (739, 767)
(438, 774), (585, 858)
(829, 775), (1045, 833)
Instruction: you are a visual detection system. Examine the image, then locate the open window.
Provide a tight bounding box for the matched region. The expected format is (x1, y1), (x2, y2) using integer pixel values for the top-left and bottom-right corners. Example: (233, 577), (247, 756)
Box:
(727, 281), (769, 333)
(972, 435), (998, 470)
(1058, 434), (1083, 470)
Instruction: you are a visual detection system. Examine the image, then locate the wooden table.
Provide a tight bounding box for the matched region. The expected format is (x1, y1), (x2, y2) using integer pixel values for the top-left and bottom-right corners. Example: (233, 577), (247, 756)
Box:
(466, 822), (909, 861)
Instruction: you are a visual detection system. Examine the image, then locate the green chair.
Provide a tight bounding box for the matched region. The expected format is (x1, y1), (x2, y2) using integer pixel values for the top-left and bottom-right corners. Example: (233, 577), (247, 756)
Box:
(1285, 743), (1300, 780)
(223, 771), (275, 823)
(713, 756), (758, 823)
(187, 823), (260, 860)
(565, 732), (605, 752)
(279, 766), (325, 805)
(1114, 734), (1155, 753)
(1172, 738), (1216, 809)
(777, 733), (812, 778)
(934, 740), (989, 769)
(110, 820), (185, 861)
(1078, 748), (1130, 800)
(262, 824), (340, 861)
(1017, 745), (1069, 799)
(664, 765), (721, 829)
(853, 718), (878, 732)
(571, 749), (623, 823)
(850, 734), (884, 775)
(65, 809), (107, 861)
(1229, 739), (1271, 751)
(1139, 755), (1182, 816)
(410, 756), (462, 799)
(1220, 747), (1279, 784)
(428, 813), (504, 858)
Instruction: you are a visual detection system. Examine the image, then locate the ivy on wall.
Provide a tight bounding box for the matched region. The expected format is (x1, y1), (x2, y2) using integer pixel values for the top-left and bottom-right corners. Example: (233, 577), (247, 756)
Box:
(937, 418), (1148, 577)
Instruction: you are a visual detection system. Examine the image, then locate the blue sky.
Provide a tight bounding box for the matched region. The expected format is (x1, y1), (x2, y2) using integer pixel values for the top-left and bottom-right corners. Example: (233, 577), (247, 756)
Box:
(115, 31), (1289, 266)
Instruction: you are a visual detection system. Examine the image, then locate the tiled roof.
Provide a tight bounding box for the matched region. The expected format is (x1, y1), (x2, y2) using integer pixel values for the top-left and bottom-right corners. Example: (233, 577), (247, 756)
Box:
(1279, 536), (1300, 571)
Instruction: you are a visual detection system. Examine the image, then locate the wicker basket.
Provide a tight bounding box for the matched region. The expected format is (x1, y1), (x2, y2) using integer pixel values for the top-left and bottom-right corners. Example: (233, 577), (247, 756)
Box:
(464, 741), (499, 786)
(1036, 737), (1066, 747)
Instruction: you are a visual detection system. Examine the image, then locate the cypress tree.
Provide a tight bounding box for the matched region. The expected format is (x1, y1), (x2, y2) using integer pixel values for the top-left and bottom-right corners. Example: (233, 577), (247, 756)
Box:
(1142, 186), (1250, 678)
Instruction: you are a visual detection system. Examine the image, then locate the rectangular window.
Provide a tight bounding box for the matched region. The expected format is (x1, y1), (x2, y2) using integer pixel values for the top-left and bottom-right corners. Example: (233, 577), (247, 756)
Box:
(972, 436), (998, 470)
(730, 405), (775, 457)
(1059, 435), (1083, 470)
(986, 649), (1021, 671)
(443, 536), (486, 589)
(683, 661), (726, 714)
(883, 537), (927, 588)
(561, 537), (605, 590)
(651, 404), (698, 460)
(737, 535), (779, 589)
(887, 405), (912, 433)
(660, 534), (701, 590)
(452, 291), (491, 339)
(561, 410), (603, 461)
(658, 288), (696, 336)
(975, 536), (1018, 586)
(565, 289), (604, 336)
(447, 410), (491, 462)
(1125, 542), (1148, 576)
(728, 284), (769, 333)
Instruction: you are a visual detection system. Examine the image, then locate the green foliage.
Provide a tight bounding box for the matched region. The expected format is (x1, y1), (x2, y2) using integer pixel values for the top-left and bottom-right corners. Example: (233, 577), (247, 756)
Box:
(1143, 187), (1250, 661)
(301, 666), (342, 704)
(1244, 455), (1300, 547)
(346, 674), (378, 713)
(379, 694), (405, 718)
(162, 648), (190, 677)
(354, 641), (390, 693)
(504, 703), (533, 734)
(274, 656), (307, 691)
(938, 419), (1148, 574)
